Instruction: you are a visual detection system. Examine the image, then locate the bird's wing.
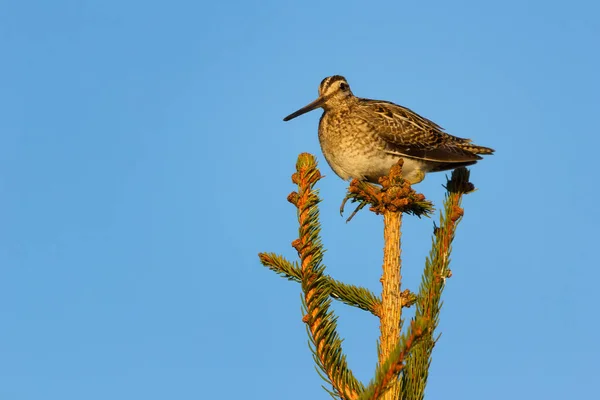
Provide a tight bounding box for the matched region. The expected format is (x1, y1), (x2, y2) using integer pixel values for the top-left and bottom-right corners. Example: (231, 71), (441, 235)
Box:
(356, 99), (482, 163)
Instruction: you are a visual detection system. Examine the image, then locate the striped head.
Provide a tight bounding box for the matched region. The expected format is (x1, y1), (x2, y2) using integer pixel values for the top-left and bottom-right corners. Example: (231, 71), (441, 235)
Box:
(283, 75), (354, 121)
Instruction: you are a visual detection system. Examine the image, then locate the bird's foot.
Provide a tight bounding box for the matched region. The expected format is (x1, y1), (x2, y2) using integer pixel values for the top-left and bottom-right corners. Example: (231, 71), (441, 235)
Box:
(340, 180), (381, 222)
(340, 194), (369, 223)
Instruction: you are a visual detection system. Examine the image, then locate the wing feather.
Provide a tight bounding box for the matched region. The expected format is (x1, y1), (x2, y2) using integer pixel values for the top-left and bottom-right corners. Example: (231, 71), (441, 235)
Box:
(356, 99), (487, 163)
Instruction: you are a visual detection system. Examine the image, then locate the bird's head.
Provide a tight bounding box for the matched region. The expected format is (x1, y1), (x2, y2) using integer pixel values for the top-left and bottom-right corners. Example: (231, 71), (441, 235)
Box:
(283, 75), (354, 121)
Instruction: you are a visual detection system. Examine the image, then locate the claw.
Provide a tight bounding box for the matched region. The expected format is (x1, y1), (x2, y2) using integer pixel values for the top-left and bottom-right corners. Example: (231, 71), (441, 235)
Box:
(340, 193), (369, 222)
(340, 196), (349, 216)
(345, 202), (367, 223)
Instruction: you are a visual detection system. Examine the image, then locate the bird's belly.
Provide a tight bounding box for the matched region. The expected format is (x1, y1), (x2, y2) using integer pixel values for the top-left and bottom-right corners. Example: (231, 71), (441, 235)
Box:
(354, 155), (426, 183)
(320, 139), (426, 183)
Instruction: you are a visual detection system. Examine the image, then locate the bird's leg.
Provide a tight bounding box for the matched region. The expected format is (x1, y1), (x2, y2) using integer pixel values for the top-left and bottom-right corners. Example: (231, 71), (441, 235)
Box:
(340, 198), (368, 222)
(340, 180), (381, 222)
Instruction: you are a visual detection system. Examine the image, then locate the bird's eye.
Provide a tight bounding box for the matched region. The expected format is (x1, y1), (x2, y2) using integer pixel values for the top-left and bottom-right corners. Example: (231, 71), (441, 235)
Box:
(339, 82), (348, 91)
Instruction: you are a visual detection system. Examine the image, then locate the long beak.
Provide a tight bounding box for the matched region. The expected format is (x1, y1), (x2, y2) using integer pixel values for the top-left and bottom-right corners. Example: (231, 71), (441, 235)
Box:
(283, 96), (326, 121)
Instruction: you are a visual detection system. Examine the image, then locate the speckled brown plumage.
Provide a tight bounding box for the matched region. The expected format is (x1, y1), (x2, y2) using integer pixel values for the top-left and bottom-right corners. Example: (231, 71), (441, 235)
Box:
(283, 75), (494, 184)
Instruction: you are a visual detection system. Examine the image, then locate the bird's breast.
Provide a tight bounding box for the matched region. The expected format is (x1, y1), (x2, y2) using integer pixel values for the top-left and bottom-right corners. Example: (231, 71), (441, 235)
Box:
(317, 111), (410, 182)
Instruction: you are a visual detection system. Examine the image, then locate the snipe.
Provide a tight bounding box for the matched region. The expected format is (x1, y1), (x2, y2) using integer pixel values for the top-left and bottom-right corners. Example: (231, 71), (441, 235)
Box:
(283, 75), (493, 184)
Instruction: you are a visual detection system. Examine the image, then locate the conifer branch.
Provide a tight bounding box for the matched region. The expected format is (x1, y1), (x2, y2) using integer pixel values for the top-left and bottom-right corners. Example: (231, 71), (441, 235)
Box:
(359, 318), (429, 400)
(258, 253), (302, 281)
(401, 167), (474, 400)
(259, 252), (383, 316)
(327, 278), (382, 316)
(259, 154), (478, 400)
(289, 153), (364, 399)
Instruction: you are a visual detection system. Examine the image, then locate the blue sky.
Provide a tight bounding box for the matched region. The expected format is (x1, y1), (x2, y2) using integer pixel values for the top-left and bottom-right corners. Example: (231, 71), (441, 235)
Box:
(1, 0), (599, 398)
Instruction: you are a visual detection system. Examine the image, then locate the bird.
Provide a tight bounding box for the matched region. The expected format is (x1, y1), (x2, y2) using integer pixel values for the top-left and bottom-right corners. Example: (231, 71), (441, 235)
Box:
(283, 75), (494, 184)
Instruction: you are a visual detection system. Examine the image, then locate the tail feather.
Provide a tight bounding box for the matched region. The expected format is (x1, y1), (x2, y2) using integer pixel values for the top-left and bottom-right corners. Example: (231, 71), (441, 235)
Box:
(460, 144), (495, 155)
